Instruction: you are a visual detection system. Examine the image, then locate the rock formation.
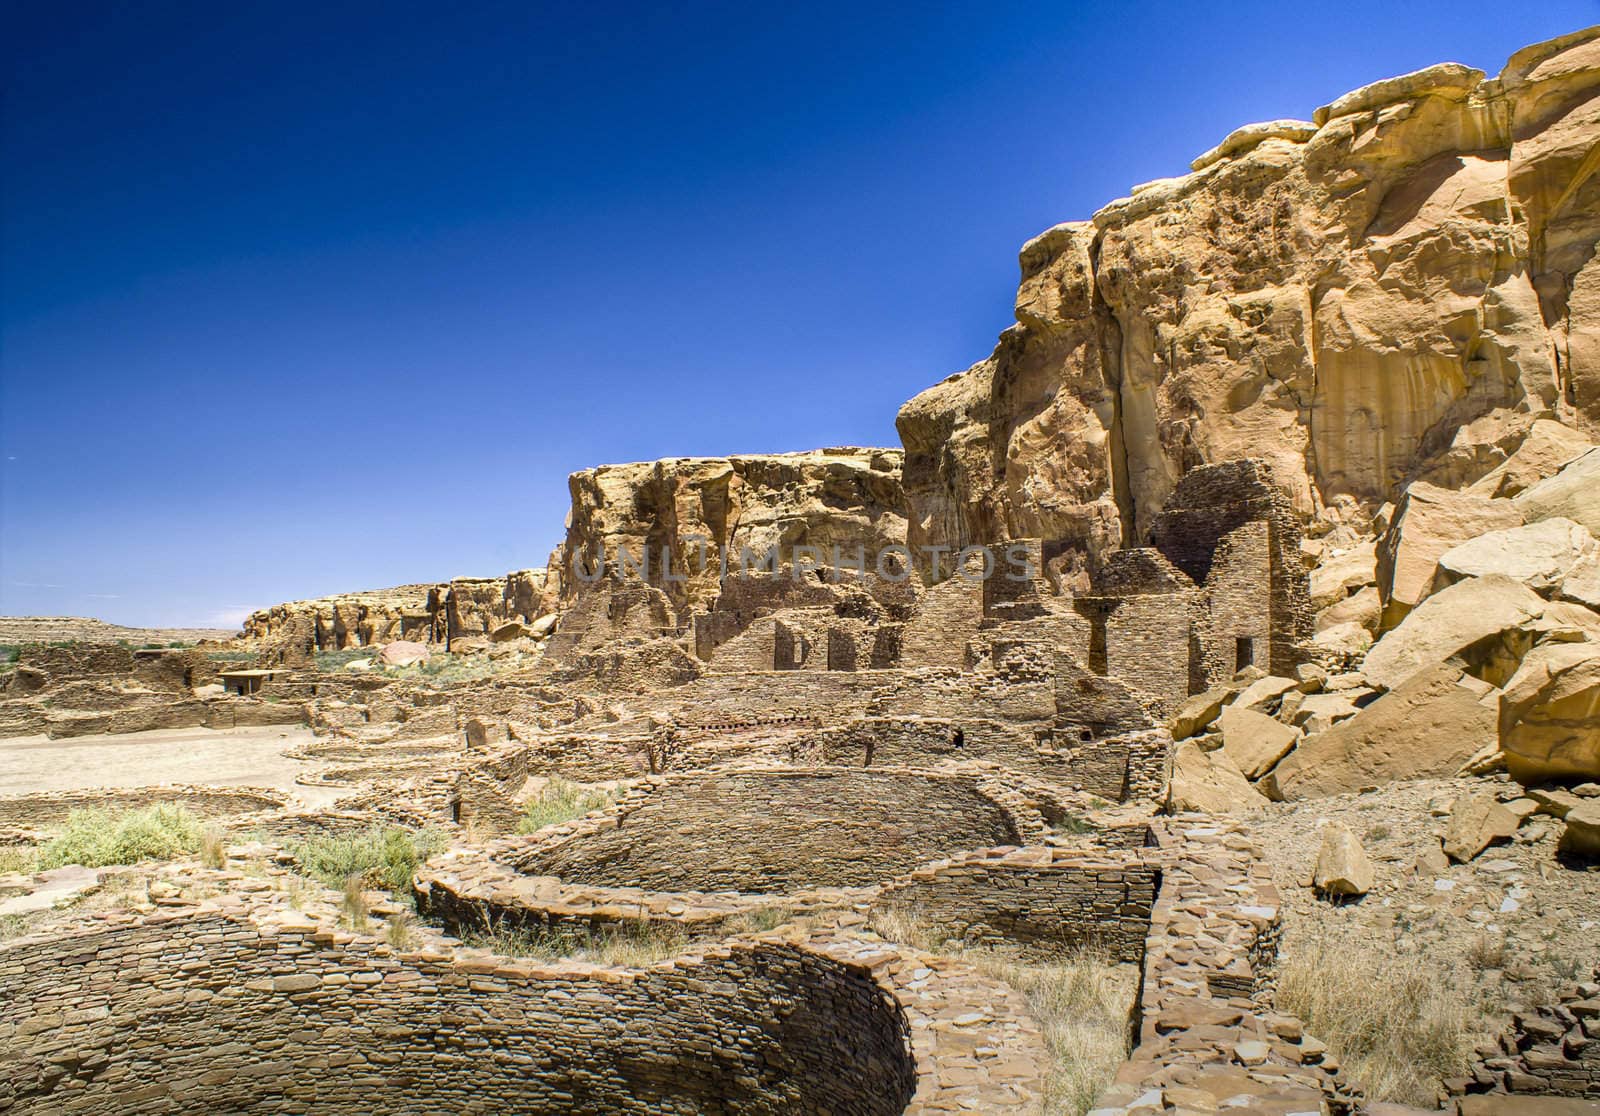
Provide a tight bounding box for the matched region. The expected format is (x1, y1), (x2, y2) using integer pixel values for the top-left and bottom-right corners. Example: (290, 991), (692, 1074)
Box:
(561, 449), (907, 614)
(899, 28), (1600, 580)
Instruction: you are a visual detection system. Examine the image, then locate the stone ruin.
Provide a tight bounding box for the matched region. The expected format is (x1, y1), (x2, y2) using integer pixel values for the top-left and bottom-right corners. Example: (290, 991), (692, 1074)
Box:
(9, 26), (1600, 1114)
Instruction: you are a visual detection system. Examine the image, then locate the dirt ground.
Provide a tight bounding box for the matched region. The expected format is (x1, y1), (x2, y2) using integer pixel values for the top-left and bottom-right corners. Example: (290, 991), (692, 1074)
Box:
(0, 725), (338, 805)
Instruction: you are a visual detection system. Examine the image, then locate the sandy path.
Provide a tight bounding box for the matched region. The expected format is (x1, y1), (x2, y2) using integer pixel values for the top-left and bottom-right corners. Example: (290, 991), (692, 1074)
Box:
(0, 725), (343, 806)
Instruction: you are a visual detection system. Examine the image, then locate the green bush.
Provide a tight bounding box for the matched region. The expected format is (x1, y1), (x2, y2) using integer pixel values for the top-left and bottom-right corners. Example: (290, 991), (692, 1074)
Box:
(290, 826), (446, 891)
(39, 805), (203, 869)
(517, 778), (614, 834)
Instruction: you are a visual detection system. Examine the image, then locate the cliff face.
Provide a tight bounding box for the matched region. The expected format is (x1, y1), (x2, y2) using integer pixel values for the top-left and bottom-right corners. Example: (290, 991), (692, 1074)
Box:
(899, 28), (1600, 571)
(561, 449), (907, 613)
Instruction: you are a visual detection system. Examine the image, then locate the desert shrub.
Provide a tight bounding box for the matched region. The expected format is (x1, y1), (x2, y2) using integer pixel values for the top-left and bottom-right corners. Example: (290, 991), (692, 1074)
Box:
(0, 645), (19, 665)
(314, 648), (373, 671)
(38, 805), (202, 868)
(517, 778), (614, 834)
(0, 846), (39, 875)
(1051, 812), (1097, 836)
(467, 918), (687, 967)
(290, 826), (446, 892)
(1275, 928), (1475, 1104)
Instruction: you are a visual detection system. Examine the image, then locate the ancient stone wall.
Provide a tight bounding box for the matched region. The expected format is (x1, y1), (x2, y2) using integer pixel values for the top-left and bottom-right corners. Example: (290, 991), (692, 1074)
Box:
(504, 768), (1026, 893)
(0, 912), (917, 1116)
(0, 785), (287, 840)
(871, 845), (1158, 961)
(1454, 972), (1600, 1097)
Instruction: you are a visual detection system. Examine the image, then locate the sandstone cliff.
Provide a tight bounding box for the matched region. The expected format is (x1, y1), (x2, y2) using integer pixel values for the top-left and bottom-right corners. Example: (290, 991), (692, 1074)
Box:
(561, 448), (906, 614)
(899, 28), (1600, 574)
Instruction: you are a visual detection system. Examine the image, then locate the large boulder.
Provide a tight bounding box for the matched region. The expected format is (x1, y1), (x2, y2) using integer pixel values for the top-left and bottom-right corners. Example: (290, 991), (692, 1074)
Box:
(1218, 703), (1301, 778)
(1500, 641), (1600, 783)
(1433, 518), (1595, 595)
(1316, 585), (1382, 634)
(1262, 662), (1499, 799)
(1469, 418), (1595, 498)
(1167, 740), (1269, 816)
(1558, 801), (1600, 862)
(1515, 447), (1600, 535)
(1558, 553), (1600, 610)
(1310, 541), (1377, 610)
(1361, 574), (1546, 692)
(378, 640), (431, 667)
(1312, 823), (1375, 896)
(1442, 790), (1520, 862)
(1377, 483), (1524, 618)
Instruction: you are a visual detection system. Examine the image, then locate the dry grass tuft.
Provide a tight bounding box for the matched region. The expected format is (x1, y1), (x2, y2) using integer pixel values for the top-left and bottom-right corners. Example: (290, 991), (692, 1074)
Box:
(340, 874), (369, 931)
(467, 917), (688, 967)
(386, 911), (416, 950)
(1275, 928), (1476, 1105)
(199, 828), (228, 870)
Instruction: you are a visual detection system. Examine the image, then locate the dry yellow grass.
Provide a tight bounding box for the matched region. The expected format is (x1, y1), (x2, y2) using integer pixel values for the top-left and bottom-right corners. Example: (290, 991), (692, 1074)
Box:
(1274, 927), (1477, 1105)
(869, 906), (1135, 1116)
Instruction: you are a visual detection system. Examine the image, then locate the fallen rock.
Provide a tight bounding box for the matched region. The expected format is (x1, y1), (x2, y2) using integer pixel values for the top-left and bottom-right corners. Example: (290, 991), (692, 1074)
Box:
(1558, 802), (1600, 862)
(1291, 691), (1363, 734)
(1313, 823), (1375, 896)
(489, 621), (535, 643)
(1169, 685), (1231, 740)
(1469, 418), (1595, 498)
(1433, 518), (1595, 595)
(1218, 704), (1301, 779)
(1361, 574), (1545, 692)
(1316, 584), (1382, 634)
(1558, 552), (1600, 610)
(1499, 641), (1600, 784)
(1310, 541), (1377, 610)
(528, 613), (558, 638)
(1167, 740), (1268, 816)
(378, 640), (431, 667)
(1263, 662), (1498, 799)
(1443, 791), (1521, 862)
(1515, 446), (1600, 535)
(1310, 621), (1373, 664)
(1232, 675), (1299, 712)
(1377, 482), (1524, 617)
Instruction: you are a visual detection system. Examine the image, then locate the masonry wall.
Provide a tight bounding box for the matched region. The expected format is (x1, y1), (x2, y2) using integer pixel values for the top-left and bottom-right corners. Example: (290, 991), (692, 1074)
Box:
(0, 913), (917, 1116)
(0, 786), (286, 837)
(1199, 519), (1275, 687)
(506, 769), (1024, 893)
(871, 848), (1158, 962)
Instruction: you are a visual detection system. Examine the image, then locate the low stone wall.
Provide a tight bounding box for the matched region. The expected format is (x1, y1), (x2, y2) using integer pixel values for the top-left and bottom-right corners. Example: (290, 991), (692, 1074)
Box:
(0, 899), (1047, 1114)
(0, 911), (914, 1116)
(0, 785), (287, 840)
(1090, 818), (1358, 1115)
(1032, 727), (1171, 803)
(503, 767), (1028, 894)
(870, 845), (1158, 961)
(1453, 973), (1600, 1098)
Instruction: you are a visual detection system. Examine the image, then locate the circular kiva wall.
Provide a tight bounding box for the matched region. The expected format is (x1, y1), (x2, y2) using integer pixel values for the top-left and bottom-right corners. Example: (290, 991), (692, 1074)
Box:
(0, 913), (916, 1116)
(0, 786), (285, 833)
(505, 768), (1024, 893)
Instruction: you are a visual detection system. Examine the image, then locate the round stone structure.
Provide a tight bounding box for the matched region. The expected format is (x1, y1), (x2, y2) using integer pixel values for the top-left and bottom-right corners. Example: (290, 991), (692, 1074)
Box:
(504, 767), (1027, 893)
(0, 910), (918, 1115)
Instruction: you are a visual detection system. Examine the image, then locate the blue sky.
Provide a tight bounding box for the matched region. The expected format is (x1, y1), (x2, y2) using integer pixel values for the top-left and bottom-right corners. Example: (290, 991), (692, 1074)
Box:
(4, 2), (1596, 627)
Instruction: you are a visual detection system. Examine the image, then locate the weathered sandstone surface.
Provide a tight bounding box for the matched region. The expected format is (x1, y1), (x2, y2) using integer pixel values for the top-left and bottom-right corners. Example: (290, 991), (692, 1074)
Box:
(899, 28), (1600, 576)
(562, 448), (906, 613)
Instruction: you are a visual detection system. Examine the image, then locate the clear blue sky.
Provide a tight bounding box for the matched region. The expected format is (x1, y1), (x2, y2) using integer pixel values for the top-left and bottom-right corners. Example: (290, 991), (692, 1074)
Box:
(4, 2), (1596, 627)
